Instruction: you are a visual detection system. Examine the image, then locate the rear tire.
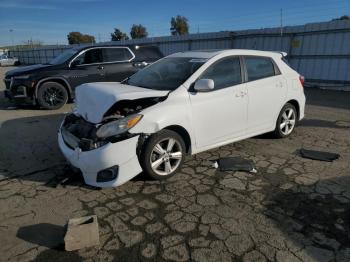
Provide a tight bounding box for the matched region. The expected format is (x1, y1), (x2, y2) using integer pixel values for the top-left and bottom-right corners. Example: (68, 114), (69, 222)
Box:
(37, 81), (68, 110)
(273, 103), (297, 138)
(140, 130), (186, 180)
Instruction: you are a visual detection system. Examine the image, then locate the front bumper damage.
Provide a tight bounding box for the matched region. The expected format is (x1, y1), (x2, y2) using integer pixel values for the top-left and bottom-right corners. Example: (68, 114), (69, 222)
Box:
(58, 115), (142, 187)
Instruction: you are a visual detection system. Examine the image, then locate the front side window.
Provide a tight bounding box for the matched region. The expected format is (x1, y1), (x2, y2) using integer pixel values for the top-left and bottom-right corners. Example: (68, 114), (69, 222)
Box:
(199, 57), (241, 90)
(126, 57), (205, 91)
(49, 48), (77, 65)
(73, 48), (103, 65)
(103, 48), (133, 62)
(245, 57), (276, 81)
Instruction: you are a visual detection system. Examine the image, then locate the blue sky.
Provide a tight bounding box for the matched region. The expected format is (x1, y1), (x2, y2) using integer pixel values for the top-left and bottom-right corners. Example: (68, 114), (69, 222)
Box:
(0, 0), (349, 46)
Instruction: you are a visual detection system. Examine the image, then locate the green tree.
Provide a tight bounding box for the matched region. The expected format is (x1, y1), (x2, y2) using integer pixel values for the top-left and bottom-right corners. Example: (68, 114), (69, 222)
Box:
(333, 15), (350, 21)
(67, 32), (95, 44)
(111, 28), (129, 41)
(130, 24), (148, 39)
(170, 15), (189, 35)
(339, 15), (350, 20)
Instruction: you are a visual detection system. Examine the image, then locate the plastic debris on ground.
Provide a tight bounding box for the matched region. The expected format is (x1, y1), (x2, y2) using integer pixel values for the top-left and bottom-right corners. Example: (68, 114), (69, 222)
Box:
(212, 157), (257, 173)
(299, 148), (340, 162)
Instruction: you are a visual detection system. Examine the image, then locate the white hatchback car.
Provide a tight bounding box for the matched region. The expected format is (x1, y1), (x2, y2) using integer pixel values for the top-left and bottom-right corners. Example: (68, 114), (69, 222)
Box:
(58, 49), (305, 187)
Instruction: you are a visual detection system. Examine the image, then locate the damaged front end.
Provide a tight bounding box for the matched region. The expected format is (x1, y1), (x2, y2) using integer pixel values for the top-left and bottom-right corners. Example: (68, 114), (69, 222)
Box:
(61, 96), (166, 151)
(58, 83), (169, 187)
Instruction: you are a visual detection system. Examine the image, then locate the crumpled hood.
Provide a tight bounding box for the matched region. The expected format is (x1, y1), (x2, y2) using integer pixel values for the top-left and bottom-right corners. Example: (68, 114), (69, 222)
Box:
(75, 82), (169, 124)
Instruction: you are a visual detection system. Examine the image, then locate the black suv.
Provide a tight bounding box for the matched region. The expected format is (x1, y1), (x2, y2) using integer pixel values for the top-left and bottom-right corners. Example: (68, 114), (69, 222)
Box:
(4, 45), (163, 109)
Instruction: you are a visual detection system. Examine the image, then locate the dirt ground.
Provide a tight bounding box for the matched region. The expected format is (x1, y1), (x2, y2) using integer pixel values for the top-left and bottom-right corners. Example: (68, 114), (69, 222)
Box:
(0, 66), (349, 262)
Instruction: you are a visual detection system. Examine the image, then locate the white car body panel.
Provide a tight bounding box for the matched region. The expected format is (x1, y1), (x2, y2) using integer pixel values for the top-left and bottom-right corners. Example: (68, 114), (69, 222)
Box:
(75, 82), (169, 124)
(188, 82), (248, 148)
(58, 133), (142, 187)
(246, 75), (287, 134)
(58, 49), (306, 187)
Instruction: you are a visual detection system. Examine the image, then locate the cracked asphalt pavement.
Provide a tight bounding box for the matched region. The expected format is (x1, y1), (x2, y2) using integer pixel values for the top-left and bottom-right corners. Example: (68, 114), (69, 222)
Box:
(0, 66), (349, 262)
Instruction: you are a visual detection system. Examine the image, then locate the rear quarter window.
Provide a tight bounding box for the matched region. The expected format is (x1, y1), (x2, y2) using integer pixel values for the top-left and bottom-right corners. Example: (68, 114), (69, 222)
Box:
(245, 56), (276, 81)
(103, 48), (133, 62)
(134, 46), (163, 61)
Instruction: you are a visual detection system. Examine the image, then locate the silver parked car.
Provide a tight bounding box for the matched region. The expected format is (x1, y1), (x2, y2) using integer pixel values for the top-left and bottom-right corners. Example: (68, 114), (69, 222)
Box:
(0, 54), (19, 66)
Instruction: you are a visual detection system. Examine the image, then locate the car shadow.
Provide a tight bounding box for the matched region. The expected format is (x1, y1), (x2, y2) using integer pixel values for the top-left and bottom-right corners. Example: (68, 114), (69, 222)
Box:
(304, 87), (350, 110)
(16, 223), (66, 249)
(0, 113), (152, 189)
(264, 175), (350, 260)
(16, 223), (83, 261)
(299, 119), (350, 129)
(0, 113), (90, 188)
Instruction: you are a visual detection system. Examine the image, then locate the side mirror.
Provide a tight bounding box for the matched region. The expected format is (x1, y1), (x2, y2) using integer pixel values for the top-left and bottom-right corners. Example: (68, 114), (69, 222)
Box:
(194, 79), (214, 92)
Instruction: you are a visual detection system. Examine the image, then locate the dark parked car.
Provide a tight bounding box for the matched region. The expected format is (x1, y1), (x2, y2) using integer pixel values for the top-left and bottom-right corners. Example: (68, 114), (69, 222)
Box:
(4, 45), (163, 109)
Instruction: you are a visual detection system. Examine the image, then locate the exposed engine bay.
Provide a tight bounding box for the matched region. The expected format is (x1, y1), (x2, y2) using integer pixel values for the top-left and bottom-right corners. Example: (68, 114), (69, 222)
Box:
(62, 96), (166, 151)
(101, 96), (166, 122)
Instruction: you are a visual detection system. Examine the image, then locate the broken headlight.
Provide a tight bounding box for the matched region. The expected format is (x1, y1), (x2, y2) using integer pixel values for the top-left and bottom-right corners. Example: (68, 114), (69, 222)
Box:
(96, 114), (143, 138)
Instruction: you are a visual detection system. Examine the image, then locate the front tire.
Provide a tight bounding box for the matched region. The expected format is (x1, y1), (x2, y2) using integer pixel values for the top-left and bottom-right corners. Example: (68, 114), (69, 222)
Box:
(140, 130), (186, 180)
(37, 81), (68, 110)
(273, 103), (297, 138)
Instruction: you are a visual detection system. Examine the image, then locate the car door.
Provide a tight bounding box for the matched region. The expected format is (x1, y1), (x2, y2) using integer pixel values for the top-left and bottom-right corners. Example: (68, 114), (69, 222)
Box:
(67, 48), (106, 88)
(243, 56), (287, 134)
(102, 47), (138, 82)
(189, 56), (248, 149)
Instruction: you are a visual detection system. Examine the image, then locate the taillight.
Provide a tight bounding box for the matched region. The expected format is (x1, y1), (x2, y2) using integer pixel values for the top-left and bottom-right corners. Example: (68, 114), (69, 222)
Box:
(299, 75), (305, 87)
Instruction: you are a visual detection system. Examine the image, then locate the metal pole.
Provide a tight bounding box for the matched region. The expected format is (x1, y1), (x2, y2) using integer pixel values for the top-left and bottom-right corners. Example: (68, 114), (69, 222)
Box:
(280, 8), (283, 50)
(9, 29), (14, 49)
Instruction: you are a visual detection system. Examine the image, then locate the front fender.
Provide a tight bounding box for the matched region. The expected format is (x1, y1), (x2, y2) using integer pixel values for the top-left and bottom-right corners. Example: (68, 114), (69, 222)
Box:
(129, 87), (195, 146)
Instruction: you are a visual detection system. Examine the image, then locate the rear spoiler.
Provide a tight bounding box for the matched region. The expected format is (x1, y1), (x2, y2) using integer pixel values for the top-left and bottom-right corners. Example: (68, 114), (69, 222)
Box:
(275, 51), (287, 57)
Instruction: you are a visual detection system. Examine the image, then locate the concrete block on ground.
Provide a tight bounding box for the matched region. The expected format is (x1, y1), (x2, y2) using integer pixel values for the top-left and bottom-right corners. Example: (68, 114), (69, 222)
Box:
(64, 215), (100, 251)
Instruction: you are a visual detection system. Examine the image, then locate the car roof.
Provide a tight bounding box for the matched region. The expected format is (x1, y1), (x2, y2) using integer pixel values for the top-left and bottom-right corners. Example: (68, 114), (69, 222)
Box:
(168, 49), (284, 59)
(75, 44), (158, 52)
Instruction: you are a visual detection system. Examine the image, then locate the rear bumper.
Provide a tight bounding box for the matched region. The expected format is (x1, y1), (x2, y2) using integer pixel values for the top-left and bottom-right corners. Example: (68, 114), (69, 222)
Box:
(299, 94), (306, 121)
(58, 131), (142, 187)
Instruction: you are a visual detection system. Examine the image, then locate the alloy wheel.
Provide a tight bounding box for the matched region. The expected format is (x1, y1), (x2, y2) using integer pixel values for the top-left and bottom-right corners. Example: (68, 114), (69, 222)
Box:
(149, 138), (183, 176)
(43, 86), (65, 106)
(280, 108), (296, 135)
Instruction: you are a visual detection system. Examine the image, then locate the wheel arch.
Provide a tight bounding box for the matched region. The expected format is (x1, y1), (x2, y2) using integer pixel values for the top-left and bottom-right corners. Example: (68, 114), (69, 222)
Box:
(35, 77), (73, 100)
(286, 99), (300, 120)
(162, 125), (192, 154)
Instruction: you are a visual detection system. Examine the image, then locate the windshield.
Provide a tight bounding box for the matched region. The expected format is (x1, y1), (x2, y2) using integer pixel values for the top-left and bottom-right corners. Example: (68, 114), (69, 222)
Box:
(49, 48), (78, 65)
(127, 57), (206, 90)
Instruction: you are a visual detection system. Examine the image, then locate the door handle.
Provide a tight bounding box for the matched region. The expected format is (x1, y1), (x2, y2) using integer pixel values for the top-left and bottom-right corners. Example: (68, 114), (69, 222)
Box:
(235, 91), (247, 97)
(97, 65), (104, 70)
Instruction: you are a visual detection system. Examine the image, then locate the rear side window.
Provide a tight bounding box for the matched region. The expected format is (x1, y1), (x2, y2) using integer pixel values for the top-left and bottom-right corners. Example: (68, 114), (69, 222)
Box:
(74, 48), (103, 65)
(245, 57), (276, 81)
(103, 48), (133, 62)
(134, 46), (163, 61)
(199, 57), (241, 90)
